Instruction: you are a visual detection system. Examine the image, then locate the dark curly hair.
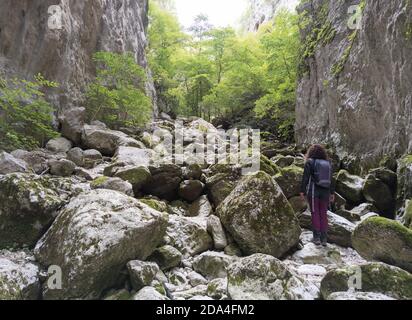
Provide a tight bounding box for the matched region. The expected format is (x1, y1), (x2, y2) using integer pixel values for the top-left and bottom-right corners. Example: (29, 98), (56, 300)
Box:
(305, 144), (329, 161)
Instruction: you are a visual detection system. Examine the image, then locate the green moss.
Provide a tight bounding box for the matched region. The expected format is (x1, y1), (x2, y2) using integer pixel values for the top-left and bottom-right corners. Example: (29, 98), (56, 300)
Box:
(91, 176), (109, 188)
(331, 30), (358, 77)
(140, 198), (168, 213)
(366, 216), (412, 244)
(400, 154), (412, 166)
(260, 155), (282, 176)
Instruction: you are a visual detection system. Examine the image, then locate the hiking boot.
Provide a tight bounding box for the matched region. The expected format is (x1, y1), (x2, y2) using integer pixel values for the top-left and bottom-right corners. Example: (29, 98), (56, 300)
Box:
(312, 231), (321, 246)
(321, 232), (328, 247)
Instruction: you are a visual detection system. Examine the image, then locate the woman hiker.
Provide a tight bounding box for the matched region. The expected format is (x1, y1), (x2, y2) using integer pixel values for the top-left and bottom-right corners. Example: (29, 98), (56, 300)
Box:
(300, 144), (335, 247)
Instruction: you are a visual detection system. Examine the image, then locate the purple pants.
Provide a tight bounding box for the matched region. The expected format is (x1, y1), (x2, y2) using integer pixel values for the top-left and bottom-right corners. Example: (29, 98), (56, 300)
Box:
(308, 197), (329, 232)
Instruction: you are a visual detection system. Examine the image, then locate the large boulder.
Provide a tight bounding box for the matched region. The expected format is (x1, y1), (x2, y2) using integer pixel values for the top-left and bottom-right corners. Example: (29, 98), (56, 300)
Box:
(163, 215), (213, 257)
(362, 175), (395, 217)
(227, 254), (316, 300)
(336, 170), (365, 205)
(34, 190), (168, 299)
(59, 107), (86, 145)
(320, 263), (412, 300)
(143, 165), (183, 201)
(217, 171), (301, 258)
(205, 164), (242, 207)
(299, 210), (355, 247)
(0, 250), (41, 300)
(352, 217), (412, 273)
(46, 137), (73, 153)
(0, 152), (29, 174)
(368, 167), (397, 191)
(81, 125), (144, 156)
(0, 173), (85, 249)
(274, 165), (304, 199)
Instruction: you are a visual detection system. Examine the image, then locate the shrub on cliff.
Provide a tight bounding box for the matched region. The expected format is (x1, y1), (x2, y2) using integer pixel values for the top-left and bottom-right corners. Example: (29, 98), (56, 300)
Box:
(0, 74), (59, 151)
(86, 52), (152, 129)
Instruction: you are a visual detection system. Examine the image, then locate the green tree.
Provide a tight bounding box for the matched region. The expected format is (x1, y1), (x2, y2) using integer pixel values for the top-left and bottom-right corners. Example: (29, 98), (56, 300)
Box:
(0, 74), (59, 151)
(85, 52), (151, 129)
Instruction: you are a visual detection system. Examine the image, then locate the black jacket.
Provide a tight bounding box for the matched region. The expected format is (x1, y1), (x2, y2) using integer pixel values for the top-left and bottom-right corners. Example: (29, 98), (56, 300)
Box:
(300, 158), (335, 200)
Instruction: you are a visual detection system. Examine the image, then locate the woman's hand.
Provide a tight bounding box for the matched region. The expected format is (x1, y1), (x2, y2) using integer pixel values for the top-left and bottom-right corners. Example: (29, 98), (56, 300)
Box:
(300, 193), (306, 202)
(330, 194), (336, 203)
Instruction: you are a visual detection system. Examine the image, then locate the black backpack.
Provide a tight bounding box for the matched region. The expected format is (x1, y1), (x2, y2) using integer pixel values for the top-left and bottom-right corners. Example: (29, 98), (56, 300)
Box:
(312, 159), (332, 189)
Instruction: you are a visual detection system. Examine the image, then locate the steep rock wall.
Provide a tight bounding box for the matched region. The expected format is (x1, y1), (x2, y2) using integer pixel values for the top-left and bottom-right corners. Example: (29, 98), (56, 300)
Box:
(295, 0), (412, 168)
(0, 0), (157, 115)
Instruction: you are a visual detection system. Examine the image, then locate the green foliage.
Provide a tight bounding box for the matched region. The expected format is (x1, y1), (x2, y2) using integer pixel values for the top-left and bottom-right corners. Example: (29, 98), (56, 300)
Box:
(0, 74), (59, 151)
(85, 51), (151, 129)
(148, 5), (300, 141)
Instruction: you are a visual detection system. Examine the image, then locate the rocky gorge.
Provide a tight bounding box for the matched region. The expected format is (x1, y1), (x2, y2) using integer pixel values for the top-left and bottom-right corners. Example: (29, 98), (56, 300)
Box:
(0, 112), (411, 300)
(0, 0), (412, 301)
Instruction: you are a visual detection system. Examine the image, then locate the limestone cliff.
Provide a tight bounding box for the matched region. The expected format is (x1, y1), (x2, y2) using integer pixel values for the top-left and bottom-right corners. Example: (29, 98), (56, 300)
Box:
(295, 0), (412, 168)
(0, 0), (157, 115)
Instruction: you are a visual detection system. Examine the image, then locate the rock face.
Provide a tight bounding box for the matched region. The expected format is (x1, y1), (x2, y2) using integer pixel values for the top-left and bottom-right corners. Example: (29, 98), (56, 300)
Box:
(34, 189), (168, 299)
(352, 217), (412, 273)
(336, 170), (364, 205)
(217, 171), (301, 258)
(295, 0), (412, 166)
(0, 0), (156, 113)
(0, 173), (83, 249)
(0, 152), (29, 175)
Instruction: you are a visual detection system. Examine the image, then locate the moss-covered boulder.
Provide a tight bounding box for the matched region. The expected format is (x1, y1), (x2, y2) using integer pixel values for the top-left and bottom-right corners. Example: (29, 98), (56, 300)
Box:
(0, 173), (85, 249)
(320, 263), (412, 300)
(205, 164), (242, 207)
(272, 155), (295, 168)
(299, 210), (355, 247)
(34, 189), (168, 300)
(227, 254), (316, 300)
(217, 171), (301, 258)
(397, 155), (412, 208)
(352, 217), (412, 273)
(259, 155), (282, 176)
(362, 174), (395, 217)
(368, 167), (397, 191)
(0, 250), (41, 300)
(139, 198), (169, 213)
(274, 165), (304, 199)
(288, 196), (308, 214)
(163, 215), (213, 257)
(336, 170), (365, 205)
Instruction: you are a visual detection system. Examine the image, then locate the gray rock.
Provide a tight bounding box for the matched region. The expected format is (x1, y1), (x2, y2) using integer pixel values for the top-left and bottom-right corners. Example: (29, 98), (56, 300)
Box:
(143, 164), (183, 201)
(83, 149), (103, 169)
(188, 195), (213, 217)
(67, 148), (85, 167)
(132, 286), (169, 300)
(163, 215), (213, 257)
(207, 215), (228, 250)
(148, 245), (182, 271)
(178, 180), (204, 202)
(34, 189), (168, 299)
(127, 260), (160, 291)
(227, 254), (316, 300)
(49, 159), (76, 177)
(0, 250), (40, 300)
(82, 125), (144, 156)
(11, 150), (50, 174)
(0, 152), (29, 174)
(103, 289), (132, 300)
(292, 243), (342, 265)
(327, 291), (396, 301)
(217, 171), (301, 258)
(299, 210), (355, 247)
(274, 165), (304, 199)
(192, 251), (235, 280)
(183, 164), (203, 180)
(336, 170), (365, 205)
(207, 278), (228, 300)
(59, 107), (86, 145)
(91, 176), (134, 197)
(362, 174), (395, 217)
(46, 137), (73, 153)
